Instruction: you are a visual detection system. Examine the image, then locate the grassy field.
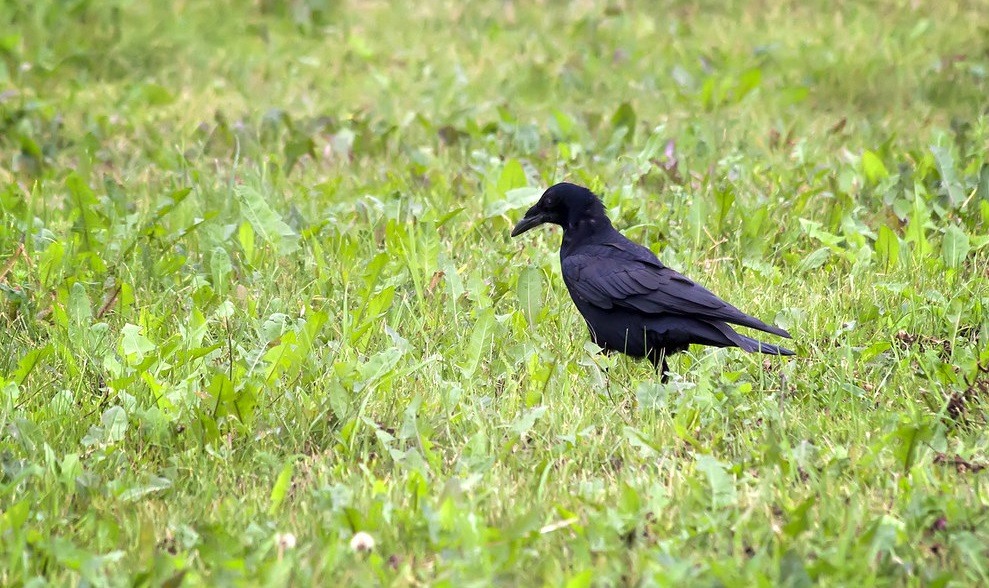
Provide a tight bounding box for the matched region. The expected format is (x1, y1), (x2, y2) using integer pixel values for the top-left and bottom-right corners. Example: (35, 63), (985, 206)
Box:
(2, 0), (989, 585)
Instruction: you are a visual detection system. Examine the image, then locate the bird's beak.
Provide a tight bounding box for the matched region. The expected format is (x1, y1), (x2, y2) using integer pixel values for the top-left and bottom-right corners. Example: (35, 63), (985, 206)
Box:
(511, 210), (547, 237)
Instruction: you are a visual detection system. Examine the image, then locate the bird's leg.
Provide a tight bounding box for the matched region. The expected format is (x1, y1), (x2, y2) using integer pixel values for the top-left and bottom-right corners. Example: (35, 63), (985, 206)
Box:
(649, 347), (669, 383)
(595, 344), (614, 400)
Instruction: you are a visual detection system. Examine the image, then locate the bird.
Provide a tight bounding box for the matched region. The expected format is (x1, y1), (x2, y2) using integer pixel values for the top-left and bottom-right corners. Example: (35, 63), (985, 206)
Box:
(511, 182), (794, 381)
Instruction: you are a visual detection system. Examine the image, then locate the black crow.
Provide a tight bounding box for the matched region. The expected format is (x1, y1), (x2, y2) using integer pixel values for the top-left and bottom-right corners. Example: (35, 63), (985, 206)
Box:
(511, 182), (794, 381)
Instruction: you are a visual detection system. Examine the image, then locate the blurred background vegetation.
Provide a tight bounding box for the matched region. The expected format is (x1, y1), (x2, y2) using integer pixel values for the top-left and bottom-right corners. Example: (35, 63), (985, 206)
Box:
(2, 0), (988, 585)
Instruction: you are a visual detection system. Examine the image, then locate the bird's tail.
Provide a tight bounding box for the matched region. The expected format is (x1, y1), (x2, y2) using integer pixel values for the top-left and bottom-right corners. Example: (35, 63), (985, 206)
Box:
(710, 321), (795, 355)
(734, 333), (794, 356)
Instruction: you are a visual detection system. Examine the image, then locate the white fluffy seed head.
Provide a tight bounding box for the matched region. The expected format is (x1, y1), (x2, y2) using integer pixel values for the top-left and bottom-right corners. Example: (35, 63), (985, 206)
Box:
(275, 532), (297, 550)
(349, 531), (375, 553)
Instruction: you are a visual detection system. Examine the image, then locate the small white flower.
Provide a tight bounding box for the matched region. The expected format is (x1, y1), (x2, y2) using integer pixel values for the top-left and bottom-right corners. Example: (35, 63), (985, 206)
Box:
(275, 532), (297, 550)
(349, 531), (375, 553)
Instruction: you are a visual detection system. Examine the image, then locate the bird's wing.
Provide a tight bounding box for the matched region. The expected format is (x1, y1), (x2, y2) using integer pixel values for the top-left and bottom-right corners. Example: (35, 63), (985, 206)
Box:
(562, 245), (790, 337)
(563, 251), (719, 315)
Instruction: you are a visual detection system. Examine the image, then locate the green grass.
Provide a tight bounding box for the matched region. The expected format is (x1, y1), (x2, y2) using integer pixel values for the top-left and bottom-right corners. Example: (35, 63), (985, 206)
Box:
(2, 0), (989, 585)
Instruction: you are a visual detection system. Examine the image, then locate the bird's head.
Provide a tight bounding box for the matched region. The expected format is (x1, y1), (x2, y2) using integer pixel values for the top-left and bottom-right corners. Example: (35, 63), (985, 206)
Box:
(510, 182), (607, 237)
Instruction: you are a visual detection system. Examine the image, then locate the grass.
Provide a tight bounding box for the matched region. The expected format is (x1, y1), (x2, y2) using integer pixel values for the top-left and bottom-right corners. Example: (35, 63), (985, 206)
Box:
(2, 0), (989, 585)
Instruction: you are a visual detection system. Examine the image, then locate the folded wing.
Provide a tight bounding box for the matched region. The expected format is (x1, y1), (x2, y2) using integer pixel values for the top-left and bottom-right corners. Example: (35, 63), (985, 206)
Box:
(562, 243), (790, 339)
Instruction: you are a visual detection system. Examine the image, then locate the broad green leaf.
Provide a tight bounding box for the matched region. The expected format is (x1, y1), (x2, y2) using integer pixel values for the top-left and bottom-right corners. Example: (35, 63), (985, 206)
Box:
(971, 233), (989, 251)
(13, 345), (53, 385)
(783, 496), (816, 537)
(264, 332), (303, 384)
(941, 225), (970, 268)
(799, 218), (842, 248)
(119, 324), (156, 365)
(435, 207), (465, 228)
(550, 108), (575, 139)
(347, 34), (374, 58)
(611, 102), (636, 146)
(119, 476), (173, 502)
(234, 185), (300, 255)
(214, 300), (235, 319)
(511, 405), (547, 436)
(210, 246), (233, 292)
(398, 396), (423, 440)
(796, 247), (830, 273)
(516, 265), (543, 325)
(261, 313), (293, 343)
(779, 549), (813, 588)
(269, 461), (294, 515)
(892, 420), (933, 472)
(610, 102), (636, 143)
(38, 240), (66, 288)
(695, 454), (737, 508)
(861, 150), (888, 183)
(635, 382), (670, 411)
(207, 372), (236, 415)
(362, 252), (389, 289)
(2, 499), (30, 533)
(284, 132), (315, 174)
(328, 381), (351, 420)
(485, 186), (540, 218)
(166, 213), (217, 247)
(358, 347), (404, 386)
(875, 225), (900, 269)
(860, 341), (892, 363)
(735, 67), (762, 101)
(618, 481), (641, 516)
(741, 205), (770, 256)
(66, 173), (105, 249)
(687, 195), (709, 245)
(496, 159), (528, 195)
(930, 145), (964, 205)
(713, 185), (736, 233)
(236, 385), (260, 423)
(102, 406), (129, 443)
(438, 251), (465, 300)
(623, 425), (661, 456)
(565, 570), (594, 588)
(780, 86), (809, 105)
(977, 163), (989, 202)
(137, 82), (175, 106)
(700, 77), (717, 109)
(68, 282), (92, 327)
(459, 307), (496, 378)
(153, 187), (192, 220)
(366, 285), (395, 319)
(238, 221), (256, 264)
(503, 508), (542, 540)
(905, 191), (931, 256)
